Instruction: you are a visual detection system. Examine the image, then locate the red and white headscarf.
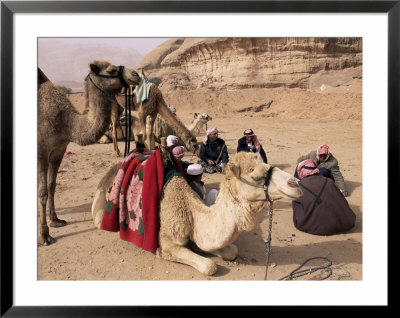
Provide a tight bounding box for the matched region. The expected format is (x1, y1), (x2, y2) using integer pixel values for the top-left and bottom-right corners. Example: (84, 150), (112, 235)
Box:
(297, 159), (320, 180)
(203, 127), (218, 145)
(172, 145), (186, 160)
(317, 144), (330, 162)
(243, 129), (261, 153)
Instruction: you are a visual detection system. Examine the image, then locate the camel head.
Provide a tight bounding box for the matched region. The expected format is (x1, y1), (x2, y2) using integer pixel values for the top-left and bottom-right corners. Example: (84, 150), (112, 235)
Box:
(225, 152), (303, 202)
(194, 112), (212, 122)
(168, 106), (177, 115)
(88, 60), (141, 94)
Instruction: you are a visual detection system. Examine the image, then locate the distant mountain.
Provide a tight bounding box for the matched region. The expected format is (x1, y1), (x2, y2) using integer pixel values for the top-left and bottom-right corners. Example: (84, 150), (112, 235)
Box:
(38, 40), (144, 91)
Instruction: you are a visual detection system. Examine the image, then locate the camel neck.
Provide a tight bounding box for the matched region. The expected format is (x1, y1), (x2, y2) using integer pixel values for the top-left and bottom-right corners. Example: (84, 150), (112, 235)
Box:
(220, 180), (267, 232)
(188, 118), (206, 135)
(67, 83), (114, 146)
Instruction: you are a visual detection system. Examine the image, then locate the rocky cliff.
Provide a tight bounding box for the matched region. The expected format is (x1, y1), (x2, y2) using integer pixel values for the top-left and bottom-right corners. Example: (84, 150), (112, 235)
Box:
(138, 37), (362, 91)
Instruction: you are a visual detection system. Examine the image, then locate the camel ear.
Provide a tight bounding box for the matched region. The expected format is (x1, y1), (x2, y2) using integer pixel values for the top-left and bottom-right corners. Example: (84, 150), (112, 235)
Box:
(194, 112), (199, 117)
(89, 61), (101, 74)
(227, 162), (240, 178)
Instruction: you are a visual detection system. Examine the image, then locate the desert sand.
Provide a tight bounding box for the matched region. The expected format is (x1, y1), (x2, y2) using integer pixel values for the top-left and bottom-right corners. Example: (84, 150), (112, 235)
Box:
(38, 81), (362, 282)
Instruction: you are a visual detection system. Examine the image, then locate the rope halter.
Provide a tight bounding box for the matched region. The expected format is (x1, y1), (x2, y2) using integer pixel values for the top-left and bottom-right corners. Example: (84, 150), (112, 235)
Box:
(236, 165), (275, 280)
(87, 65), (130, 94)
(238, 166), (274, 203)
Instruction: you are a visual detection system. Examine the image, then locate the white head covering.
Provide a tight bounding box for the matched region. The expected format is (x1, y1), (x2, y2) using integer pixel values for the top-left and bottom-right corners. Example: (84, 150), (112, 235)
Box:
(167, 135), (179, 147)
(187, 163), (204, 176)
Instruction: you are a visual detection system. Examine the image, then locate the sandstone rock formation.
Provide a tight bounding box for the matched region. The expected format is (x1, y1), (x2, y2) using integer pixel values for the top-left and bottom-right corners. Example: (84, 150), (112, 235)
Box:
(135, 38), (362, 120)
(138, 38), (362, 90)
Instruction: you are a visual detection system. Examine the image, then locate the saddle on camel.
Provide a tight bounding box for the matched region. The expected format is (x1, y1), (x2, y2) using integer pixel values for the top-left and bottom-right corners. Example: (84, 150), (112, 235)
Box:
(99, 139), (185, 252)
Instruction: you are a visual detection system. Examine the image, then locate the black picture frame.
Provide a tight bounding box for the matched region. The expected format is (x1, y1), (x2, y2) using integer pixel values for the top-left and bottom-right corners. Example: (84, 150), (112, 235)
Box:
(1, 1), (396, 316)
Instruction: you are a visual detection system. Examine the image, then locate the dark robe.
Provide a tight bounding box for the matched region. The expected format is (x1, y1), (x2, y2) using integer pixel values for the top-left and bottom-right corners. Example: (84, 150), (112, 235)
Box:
(292, 175), (356, 235)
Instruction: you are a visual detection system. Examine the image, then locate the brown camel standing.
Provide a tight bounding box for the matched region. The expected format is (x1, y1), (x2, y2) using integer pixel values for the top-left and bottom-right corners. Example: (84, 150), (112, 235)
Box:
(133, 84), (200, 154)
(37, 60), (140, 245)
(110, 86), (200, 157)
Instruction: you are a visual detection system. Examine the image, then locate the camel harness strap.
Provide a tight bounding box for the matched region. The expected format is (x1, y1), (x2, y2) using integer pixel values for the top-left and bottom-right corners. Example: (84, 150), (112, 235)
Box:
(237, 166), (274, 279)
(86, 65), (135, 157)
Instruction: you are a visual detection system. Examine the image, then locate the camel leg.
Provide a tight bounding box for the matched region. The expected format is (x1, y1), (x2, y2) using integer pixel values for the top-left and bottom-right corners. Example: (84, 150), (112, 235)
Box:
(112, 118), (121, 157)
(48, 148), (67, 228)
(38, 158), (55, 245)
(137, 106), (147, 149)
(146, 115), (156, 150)
(111, 101), (121, 157)
(159, 236), (218, 275)
(209, 244), (238, 261)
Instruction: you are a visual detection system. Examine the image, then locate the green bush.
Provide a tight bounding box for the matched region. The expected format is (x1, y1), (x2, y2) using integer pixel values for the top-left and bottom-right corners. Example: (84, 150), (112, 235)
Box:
(57, 85), (72, 94)
(149, 77), (162, 86)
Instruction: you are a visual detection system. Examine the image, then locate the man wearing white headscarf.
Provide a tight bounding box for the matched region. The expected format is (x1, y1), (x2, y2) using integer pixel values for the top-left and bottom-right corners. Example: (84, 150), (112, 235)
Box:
(166, 135), (179, 148)
(198, 127), (229, 174)
(186, 163), (219, 206)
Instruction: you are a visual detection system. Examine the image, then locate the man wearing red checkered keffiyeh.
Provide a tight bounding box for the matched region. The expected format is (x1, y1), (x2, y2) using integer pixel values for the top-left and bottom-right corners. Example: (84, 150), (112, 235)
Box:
(296, 144), (348, 196)
(198, 127), (229, 174)
(236, 129), (268, 163)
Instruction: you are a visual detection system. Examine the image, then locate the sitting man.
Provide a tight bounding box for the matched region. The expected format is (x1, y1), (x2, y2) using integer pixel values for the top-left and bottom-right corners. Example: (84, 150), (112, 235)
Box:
(296, 144), (348, 196)
(237, 128), (268, 163)
(186, 163), (218, 206)
(198, 127), (229, 174)
(167, 135), (191, 172)
(292, 159), (356, 235)
(171, 145), (191, 174)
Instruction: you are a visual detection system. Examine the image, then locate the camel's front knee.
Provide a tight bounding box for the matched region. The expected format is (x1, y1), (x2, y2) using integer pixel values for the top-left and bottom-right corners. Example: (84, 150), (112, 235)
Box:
(212, 244), (238, 261)
(198, 258), (218, 276)
(38, 188), (48, 207)
(160, 246), (218, 276)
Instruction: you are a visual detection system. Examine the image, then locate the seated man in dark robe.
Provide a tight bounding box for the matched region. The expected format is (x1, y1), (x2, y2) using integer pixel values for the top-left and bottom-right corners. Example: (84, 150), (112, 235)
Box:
(198, 127), (229, 174)
(236, 128), (268, 163)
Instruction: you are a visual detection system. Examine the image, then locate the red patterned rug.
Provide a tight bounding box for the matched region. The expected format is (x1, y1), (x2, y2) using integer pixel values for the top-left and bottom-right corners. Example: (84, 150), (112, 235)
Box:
(100, 148), (166, 252)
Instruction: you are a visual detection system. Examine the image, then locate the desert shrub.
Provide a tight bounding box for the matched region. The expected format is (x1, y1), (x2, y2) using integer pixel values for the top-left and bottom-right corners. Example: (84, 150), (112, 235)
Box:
(149, 77), (162, 86)
(57, 86), (72, 94)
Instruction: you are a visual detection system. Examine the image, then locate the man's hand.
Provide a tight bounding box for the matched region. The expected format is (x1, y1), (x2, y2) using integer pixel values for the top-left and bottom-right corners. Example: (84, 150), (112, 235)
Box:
(341, 190), (349, 197)
(208, 160), (215, 166)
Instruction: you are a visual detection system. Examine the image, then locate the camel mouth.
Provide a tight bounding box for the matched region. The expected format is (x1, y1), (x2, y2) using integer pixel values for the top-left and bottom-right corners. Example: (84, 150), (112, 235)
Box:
(278, 189), (302, 201)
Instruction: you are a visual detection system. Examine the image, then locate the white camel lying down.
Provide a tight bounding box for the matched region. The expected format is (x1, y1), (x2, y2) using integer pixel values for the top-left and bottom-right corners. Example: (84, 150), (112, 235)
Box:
(92, 151), (302, 275)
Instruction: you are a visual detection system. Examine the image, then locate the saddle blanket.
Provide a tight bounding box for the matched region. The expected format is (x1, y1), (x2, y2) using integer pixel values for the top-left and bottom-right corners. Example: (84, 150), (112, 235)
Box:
(100, 147), (186, 251)
(100, 148), (165, 252)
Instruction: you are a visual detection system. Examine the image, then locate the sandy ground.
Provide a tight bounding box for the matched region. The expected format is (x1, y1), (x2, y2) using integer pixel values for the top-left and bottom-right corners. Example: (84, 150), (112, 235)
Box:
(38, 85), (362, 282)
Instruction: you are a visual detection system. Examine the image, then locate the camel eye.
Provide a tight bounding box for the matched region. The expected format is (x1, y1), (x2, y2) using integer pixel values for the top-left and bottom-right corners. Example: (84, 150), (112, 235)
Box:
(107, 69), (117, 75)
(249, 168), (254, 172)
